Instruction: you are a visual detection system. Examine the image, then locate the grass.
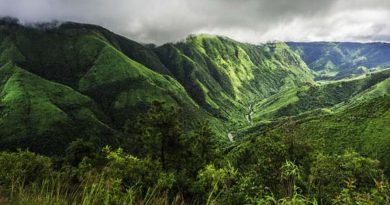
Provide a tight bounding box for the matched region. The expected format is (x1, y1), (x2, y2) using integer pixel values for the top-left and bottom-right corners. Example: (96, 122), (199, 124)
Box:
(1, 175), (176, 205)
(1, 177), (319, 205)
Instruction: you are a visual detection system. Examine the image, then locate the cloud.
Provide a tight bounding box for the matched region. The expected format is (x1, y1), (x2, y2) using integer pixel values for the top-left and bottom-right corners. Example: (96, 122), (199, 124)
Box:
(0, 0), (389, 44)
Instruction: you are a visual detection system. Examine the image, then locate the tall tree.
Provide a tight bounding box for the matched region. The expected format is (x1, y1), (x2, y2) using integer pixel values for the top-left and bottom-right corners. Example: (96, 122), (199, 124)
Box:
(186, 121), (218, 170)
(125, 101), (184, 170)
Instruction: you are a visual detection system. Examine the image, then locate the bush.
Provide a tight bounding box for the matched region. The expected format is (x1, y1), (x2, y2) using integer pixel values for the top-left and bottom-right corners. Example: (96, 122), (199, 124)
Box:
(0, 150), (52, 187)
(65, 138), (98, 166)
(192, 163), (237, 204)
(310, 151), (383, 203)
(102, 147), (174, 191)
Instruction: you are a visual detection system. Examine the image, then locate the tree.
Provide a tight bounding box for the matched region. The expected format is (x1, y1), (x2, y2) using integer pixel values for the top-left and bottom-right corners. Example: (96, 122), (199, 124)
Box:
(125, 101), (184, 170)
(0, 16), (19, 25)
(186, 121), (218, 169)
(281, 160), (301, 199)
(65, 139), (97, 166)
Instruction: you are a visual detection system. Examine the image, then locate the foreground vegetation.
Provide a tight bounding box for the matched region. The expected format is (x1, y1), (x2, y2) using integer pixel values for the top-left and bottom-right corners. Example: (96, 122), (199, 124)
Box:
(0, 102), (389, 205)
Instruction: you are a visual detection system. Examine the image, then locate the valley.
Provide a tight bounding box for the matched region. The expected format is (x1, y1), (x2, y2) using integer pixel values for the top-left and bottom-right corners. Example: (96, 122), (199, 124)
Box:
(0, 18), (389, 204)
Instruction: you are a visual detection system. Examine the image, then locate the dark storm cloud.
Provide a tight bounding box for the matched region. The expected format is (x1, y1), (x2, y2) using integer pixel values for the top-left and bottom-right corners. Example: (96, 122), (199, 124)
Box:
(0, 0), (389, 44)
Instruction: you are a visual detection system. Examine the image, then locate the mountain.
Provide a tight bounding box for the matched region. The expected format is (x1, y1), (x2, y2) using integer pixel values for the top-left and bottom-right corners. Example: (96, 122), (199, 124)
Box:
(0, 20), (212, 154)
(288, 42), (390, 80)
(156, 35), (314, 121)
(0, 62), (118, 155)
(252, 69), (390, 121)
(0, 19), (389, 159)
(245, 94), (390, 173)
(240, 68), (390, 173)
(0, 21), (316, 154)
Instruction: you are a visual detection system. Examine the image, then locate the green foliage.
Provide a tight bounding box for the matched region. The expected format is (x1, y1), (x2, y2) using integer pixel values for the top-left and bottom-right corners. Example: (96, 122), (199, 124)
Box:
(281, 160), (301, 198)
(193, 163), (237, 204)
(65, 139), (98, 166)
(102, 146), (172, 190)
(185, 121), (219, 171)
(0, 138), (389, 204)
(218, 123), (320, 204)
(125, 101), (184, 170)
(332, 180), (390, 205)
(309, 151), (383, 203)
(0, 150), (52, 187)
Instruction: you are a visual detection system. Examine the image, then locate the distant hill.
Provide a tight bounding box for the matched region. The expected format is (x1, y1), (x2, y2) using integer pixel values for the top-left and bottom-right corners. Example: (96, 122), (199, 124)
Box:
(241, 68), (390, 173)
(288, 42), (390, 80)
(252, 69), (390, 121)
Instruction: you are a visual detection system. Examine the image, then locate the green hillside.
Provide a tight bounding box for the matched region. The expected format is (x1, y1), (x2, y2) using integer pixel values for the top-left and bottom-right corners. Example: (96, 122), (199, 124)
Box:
(252, 69), (390, 121)
(0, 21), (215, 154)
(288, 42), (390, 80)
(0, 62), (117, 155)
(156, 35), (314, 122)
(252, 95), (390, 173)
(241, 69), (390, 173)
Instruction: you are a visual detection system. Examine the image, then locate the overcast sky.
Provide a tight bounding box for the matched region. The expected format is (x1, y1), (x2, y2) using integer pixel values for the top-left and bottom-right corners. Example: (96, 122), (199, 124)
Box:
(1, 0), (390, 44)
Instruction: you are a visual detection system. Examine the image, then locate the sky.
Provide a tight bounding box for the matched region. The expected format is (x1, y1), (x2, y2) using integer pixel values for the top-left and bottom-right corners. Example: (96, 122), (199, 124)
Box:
(1, 0), (390, 44)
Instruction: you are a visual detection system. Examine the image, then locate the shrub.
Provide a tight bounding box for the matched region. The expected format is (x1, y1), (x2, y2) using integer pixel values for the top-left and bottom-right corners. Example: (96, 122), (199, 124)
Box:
(0, 150), (52, 187)
(310, 151), (383, 203)
(193, 163), (237, 204)
(102, 147), (174, 190)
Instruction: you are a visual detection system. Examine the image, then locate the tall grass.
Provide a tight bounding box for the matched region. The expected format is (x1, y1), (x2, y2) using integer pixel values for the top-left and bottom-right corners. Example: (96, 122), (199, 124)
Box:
(1, 174), (192, 205)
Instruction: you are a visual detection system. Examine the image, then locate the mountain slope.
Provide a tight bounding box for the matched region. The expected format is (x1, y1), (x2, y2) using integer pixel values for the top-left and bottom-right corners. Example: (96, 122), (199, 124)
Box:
(0, 21), (172, 85)
(156, 35), (314, 121)
(0, 62), (117, 155)
(294, 96), (389, 173)
(0, 20), (207, 122)
(0, 21), (215, 154)
(252, 69), (390, 121)
(242, 93), (390, 174)
(288, 42), (390, 80)
(239, 65), (390, 171)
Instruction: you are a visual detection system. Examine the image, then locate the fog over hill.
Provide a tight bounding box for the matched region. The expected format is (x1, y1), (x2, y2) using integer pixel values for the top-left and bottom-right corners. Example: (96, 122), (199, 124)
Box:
(1, 0), (390, 44)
